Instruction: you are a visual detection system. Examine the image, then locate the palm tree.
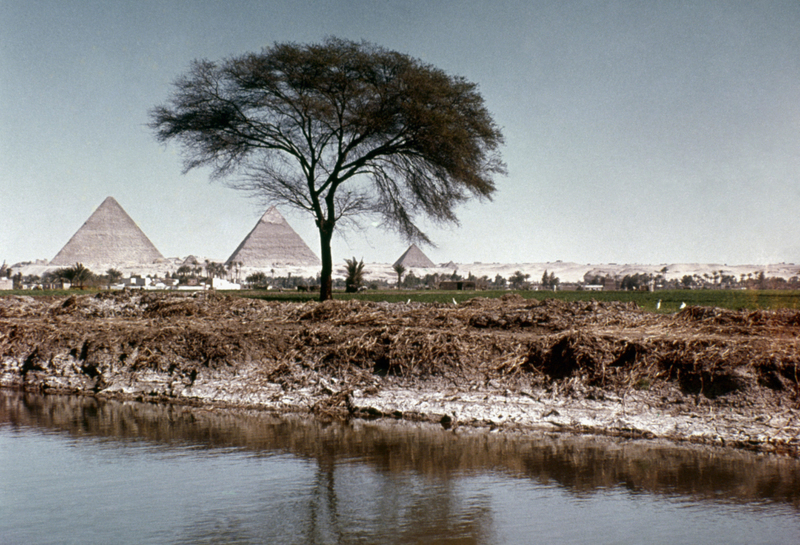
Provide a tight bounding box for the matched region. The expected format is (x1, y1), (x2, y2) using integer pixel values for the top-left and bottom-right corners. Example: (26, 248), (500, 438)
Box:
(345, 257), (365, 293)
(392, 263), (406, 289)
(203, 261), (226, 280)
(64, 263), (93, 289)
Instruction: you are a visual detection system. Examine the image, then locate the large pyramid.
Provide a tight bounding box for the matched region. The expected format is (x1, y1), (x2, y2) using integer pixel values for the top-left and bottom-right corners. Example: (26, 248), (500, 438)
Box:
(50, 197), (164, 268)
(226, 206), (320, 268)
(393, 244), (435, 268)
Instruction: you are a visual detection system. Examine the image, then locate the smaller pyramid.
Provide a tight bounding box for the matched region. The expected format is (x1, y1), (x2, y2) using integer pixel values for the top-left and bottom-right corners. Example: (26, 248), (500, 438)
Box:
(50, 197), (164, 267)
(226, 206), (320, 268)
(393, 244), (435, 268)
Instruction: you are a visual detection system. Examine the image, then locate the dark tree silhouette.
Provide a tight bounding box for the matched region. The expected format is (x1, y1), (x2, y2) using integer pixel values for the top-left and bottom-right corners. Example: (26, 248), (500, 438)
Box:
(509, 270), (529, 289)
(150, 38), (505, 300)
(392, 263), (406, 289)
(105, 268), (123, 288)
(245, 271), (269, 288)
(58, 263), (93, 289)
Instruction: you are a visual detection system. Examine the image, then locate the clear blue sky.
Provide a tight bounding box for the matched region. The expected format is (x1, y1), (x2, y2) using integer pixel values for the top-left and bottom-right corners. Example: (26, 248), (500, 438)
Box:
(2, 0), (799, 266)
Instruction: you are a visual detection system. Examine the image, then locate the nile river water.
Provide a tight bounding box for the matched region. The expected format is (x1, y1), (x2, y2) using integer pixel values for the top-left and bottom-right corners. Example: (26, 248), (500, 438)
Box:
(1, 391), (799, 544)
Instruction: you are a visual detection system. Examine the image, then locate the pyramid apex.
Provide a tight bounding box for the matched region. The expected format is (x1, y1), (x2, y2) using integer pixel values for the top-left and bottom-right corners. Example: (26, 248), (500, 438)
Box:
(260, 206), (286, 225)
(393, 244), (435, 268)
(99, 196), (121, 206)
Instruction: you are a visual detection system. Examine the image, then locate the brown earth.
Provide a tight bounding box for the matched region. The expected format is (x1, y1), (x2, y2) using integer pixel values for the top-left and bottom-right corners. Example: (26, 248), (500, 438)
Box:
(1, 291), (799, 455)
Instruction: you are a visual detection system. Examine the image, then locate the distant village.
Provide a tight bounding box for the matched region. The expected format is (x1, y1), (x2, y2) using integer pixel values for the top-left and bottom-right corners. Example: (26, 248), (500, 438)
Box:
(3, 196), (800, 292)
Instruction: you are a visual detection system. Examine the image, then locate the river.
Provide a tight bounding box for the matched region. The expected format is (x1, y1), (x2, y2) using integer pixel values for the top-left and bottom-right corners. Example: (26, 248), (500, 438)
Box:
(1, 390), (798, 544)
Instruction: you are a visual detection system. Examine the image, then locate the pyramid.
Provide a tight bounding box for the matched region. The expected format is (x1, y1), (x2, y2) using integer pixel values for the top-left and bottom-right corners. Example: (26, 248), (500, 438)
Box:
(225, 206), (320, 268)
(50, 197), (164, 267)
(393, 244), (435, 268)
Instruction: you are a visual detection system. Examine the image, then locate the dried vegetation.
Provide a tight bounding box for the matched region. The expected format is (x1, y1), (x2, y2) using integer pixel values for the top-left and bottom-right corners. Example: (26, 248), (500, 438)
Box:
(1, 291), (799, 452)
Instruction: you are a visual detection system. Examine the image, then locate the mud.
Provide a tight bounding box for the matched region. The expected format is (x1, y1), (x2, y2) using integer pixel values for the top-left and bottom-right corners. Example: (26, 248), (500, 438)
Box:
(1, 291), (798, 455)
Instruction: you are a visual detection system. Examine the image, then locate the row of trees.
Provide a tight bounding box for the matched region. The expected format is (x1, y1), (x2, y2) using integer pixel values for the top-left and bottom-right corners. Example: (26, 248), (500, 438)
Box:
(585, 270), (800, 291)
(176, 260), (243, 284)
(245, 271), (319, 290)
(237, 266), (800, 292)
(679, 271), (800, 290)
(245, 259), (367, 291)
(331, 265), (561, 292)
(6, 257), (799, 293)
(9, 263), (123, 290)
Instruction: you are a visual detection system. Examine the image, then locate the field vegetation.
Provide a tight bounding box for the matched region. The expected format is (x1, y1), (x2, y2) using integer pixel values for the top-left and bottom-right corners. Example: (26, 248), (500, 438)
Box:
(239, 288), (800, 312)
(3, 287), (800, 312)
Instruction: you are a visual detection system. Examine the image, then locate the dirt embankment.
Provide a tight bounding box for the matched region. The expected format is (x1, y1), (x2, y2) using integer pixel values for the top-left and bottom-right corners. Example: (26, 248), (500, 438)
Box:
(1, 291), (798, 455)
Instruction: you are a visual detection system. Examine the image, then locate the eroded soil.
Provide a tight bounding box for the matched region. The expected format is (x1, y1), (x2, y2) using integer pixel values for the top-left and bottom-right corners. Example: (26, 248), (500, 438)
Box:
(1, 291), (799, 455)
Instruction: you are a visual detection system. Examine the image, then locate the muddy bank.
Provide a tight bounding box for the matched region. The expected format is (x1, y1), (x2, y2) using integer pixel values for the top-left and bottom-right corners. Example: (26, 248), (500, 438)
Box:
(1, 291), (798, 455)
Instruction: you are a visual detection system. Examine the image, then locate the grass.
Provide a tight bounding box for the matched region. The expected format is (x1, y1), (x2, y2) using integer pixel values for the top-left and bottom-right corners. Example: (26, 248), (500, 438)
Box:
(3, 287), (800, 312)
(239, 288), (800, 312)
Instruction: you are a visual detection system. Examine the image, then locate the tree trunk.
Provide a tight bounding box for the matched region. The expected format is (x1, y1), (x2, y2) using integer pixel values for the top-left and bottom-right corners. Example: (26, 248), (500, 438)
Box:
(318, 222), (334, 301)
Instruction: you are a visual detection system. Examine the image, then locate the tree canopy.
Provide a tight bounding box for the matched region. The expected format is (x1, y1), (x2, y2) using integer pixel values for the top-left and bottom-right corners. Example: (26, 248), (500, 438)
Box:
(150, 38), (505, 300)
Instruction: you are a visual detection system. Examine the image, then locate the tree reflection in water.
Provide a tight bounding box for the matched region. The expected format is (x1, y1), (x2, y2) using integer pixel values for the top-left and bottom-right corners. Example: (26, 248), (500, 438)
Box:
(2, 390), (799, 543)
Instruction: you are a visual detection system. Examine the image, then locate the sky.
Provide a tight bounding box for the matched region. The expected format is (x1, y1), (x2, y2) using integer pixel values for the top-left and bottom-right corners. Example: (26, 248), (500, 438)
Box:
(2, 0), (799, 267)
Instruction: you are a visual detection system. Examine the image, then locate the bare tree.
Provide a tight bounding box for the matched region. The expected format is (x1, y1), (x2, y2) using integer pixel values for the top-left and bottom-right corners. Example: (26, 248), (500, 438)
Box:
(150, 38), (505, 300)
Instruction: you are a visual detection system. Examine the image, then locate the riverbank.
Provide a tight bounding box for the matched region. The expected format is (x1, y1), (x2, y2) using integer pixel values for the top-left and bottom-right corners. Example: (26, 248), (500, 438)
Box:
(1, 292), (798, 455)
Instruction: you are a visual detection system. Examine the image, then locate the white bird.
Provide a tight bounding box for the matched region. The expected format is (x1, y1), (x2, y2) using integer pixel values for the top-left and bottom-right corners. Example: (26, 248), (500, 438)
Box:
(680, 302), (686, 309)
(407, 299), (411, 304)
(453, 298), (458, 305)
(656, 299), (661, 310)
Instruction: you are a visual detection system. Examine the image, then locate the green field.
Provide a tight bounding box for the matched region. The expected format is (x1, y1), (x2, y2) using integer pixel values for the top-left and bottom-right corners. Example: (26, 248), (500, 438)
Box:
(3, 288), (800, 312)
(237, 288), (800, 312)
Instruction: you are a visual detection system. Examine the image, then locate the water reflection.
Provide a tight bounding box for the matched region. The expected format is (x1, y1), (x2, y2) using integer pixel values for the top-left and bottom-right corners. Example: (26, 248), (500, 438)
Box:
(3, 390), (798, 509)
(2, 390), (799, 544)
